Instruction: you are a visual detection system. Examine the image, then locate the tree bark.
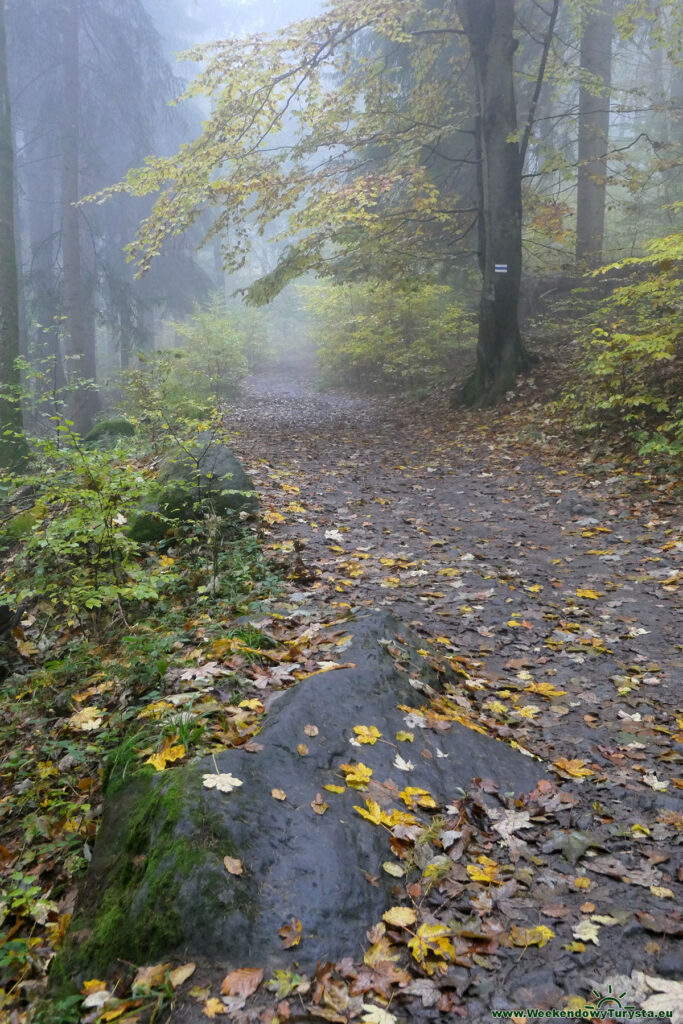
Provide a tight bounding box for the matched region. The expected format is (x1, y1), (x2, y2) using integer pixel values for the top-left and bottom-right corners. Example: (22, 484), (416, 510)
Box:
(61, 0), (98, 435)
(0, 0), (26, 467)
(456, 0), (530, 407)
(576, 0), (613, 268)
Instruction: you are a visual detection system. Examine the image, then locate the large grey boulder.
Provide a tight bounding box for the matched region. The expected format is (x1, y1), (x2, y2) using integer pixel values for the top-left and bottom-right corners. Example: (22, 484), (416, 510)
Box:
(56, 613), (542, 981)
(128, 434), (257, 542)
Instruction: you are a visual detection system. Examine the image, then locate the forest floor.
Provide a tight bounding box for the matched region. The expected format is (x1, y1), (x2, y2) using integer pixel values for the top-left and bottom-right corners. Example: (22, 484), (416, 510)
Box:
(2, 347), (682, 1024)
(206, 352), (683, 1022)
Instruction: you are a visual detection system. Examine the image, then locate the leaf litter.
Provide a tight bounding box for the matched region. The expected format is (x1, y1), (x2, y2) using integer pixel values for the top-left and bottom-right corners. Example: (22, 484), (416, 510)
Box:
(1, 360), (681, 1022)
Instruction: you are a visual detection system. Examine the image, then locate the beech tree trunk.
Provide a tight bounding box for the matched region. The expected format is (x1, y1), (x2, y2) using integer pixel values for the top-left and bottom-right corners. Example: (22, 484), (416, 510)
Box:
(0, 0), (26, 467)
(61, 0), (98, 435)
(576, 0), (613, 268)
(457, 0), (531, 406)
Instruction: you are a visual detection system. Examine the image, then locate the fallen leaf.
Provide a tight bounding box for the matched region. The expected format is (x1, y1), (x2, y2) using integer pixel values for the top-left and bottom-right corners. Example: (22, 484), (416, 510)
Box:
(68, 707), (103, 732)
(133, 962), (170, 994)
(304, 724), (319, 737)
(297, 743), (309, 756)
(382, 906), (417, 928)
(393, 754), (415, 772)
(311, 793), (329, 815)
(407, 923), (455, 974)
(510, 925), (554, 948)
(361, 1005), (396, 1024)
(279, 917), (302, 949)
(467, 856), (503, 885)
(553, 758), (594, 779)
(353, 725), (382, 745)
(221, 967), (264, 998)
(203, 996), (228, 1017)
(223, 856), (243, 876)
(202, 773), (243, 793)
(399, 786), (437, 809)
(145, 740), (186, 772)
(340, 762), (373, 788)
(382, 861), (405, 877)
(271, 788), (287, 801)
(643, 772), (669, 791)
(573, 920), (600, 945)
(650, 886), (674, 899)
(169, 963), (196, 988)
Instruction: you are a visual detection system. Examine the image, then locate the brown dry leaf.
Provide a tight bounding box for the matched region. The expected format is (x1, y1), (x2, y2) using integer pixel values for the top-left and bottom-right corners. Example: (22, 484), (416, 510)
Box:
(221, 967), (264, 998)
(0, 843), (17, 867)
(304, 723), (319, 737)
(132, 962), (170, 994)
(168, 962), (196, 989)
(279, 917), (302, 948)
(271, 788), (287, 801)
(223, 856), (243, 876)
(311, 793), (329, 815)
(635, 911), (683, 936)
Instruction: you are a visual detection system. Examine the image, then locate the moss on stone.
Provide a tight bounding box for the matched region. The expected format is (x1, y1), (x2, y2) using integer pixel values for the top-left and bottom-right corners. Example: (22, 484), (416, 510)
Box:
(83, 418), (135, 444)
(53, 771), (208, 981)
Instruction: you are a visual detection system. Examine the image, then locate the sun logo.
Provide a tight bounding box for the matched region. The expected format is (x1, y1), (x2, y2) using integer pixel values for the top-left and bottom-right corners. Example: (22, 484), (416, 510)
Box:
(585, 984), (634, 1013)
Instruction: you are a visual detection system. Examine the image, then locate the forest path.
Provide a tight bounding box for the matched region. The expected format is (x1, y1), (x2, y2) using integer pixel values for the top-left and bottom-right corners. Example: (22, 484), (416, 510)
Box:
(214, 359), (683, 1018)
(229, 359), (680, 782)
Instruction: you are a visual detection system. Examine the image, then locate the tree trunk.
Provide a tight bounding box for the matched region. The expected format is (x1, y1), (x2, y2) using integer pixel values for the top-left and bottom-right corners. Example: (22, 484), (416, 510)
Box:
(576, 0), (613, 268)
(456, 0), (530, 407)
(0, 0), (26, 467)
(61, 0), (98, 435)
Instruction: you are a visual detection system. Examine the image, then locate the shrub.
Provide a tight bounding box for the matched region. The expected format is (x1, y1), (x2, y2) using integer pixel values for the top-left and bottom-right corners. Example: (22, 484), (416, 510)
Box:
(303, 280), (476, 392)
(564, 229), (682, 471)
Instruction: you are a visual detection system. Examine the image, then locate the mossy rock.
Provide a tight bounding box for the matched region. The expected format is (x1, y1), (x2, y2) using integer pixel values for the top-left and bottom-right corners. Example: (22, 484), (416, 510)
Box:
(56, 613), (541, 985)
(83, 418), (135, 445)
(128, 435), (257, 543)
(52, 771), (220, 986)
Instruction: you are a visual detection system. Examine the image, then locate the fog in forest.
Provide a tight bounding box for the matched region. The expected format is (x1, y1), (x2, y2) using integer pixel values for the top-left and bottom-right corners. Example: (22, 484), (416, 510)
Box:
(1, 0), (680, 440)
(1, 3), (682, 1017)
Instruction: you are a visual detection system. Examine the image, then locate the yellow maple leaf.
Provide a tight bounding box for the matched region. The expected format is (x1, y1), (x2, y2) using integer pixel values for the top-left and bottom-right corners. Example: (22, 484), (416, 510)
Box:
(510, 924), (554, 948)
(395, 731), (414, 742)
(82, 979), (108, 995)
(381, 808), (419, 828)
(203, 996), (228, 1017)
(145, 741), (186, 772)
(364, 936), (400, 966)
(354, 799), (383, 825)
(553, 757), (594, 778)
(323, 784), (345, 794)
(407, 923), (455, 974)
(576, 588), (603, 600)
(400, 786), (437, 810)
(339, 762), (373, 788)
(466, 855), (503, 885)
(526, 681), (567, 698)
(353, 724), (382, 745)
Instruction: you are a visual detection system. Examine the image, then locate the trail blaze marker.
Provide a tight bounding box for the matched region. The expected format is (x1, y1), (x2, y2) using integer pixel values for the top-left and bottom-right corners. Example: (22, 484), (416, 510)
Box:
(494, 263), (508, 273)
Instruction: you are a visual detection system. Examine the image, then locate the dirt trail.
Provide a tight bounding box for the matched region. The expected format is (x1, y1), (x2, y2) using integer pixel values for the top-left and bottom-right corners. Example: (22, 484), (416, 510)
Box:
(219, 360), (683, 1017)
